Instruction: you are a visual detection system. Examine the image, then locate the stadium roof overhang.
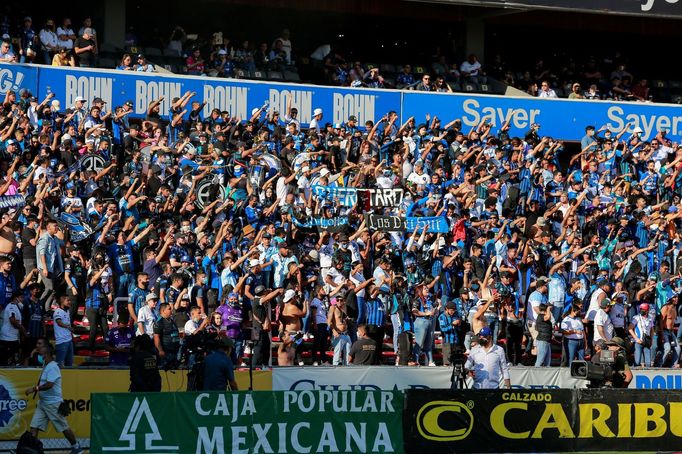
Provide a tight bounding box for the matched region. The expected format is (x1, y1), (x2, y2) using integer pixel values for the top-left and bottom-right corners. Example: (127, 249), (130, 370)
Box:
(405, 0), (682, 19)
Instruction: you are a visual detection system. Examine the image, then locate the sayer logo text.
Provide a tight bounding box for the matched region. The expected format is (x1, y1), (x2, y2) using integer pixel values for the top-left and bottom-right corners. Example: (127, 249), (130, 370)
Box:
(102, 397), (179, 452)
(0, 68), (24, 95)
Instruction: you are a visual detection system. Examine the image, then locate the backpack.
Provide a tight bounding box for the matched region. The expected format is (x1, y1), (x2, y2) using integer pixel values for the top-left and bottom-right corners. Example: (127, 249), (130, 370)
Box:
(15, 431), (44, 454)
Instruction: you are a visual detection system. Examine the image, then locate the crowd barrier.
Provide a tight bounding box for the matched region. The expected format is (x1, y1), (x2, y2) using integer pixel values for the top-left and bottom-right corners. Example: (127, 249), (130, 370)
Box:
(3, 366), (682, 446)
(0, 369), (271, 445)
(3, 63), (682, 142)
(87, 389), (682, 454)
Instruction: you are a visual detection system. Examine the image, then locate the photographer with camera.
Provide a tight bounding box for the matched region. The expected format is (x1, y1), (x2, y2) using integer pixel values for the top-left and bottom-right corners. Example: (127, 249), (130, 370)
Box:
(129, 334), (161, 392)
(591, 337), (632, 388)
(203, 337), (239, 391)
(464, 326), (511, 389)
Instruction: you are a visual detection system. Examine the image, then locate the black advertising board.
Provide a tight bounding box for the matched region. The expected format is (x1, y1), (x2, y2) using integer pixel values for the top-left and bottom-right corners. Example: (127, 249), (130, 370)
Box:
(404, 389), (682, 453)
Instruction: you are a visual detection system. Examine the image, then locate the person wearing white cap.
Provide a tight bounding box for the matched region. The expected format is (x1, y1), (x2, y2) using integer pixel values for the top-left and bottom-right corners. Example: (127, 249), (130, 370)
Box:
(137, 293), (159, 336)
(72, 96), (87, 125)
(280, 289), (308, 336)
(309, 107), (323, 135)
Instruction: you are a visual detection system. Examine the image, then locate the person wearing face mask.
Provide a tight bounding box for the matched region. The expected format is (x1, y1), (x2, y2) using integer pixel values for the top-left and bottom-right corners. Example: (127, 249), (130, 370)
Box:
(332, 233), (353, 277)
(464, 326), (511, 389)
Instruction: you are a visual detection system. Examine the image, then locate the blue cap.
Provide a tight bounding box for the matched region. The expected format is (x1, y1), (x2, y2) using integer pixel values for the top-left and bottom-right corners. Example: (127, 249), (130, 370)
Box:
(234, 166), (244, 176)
(478, 327), (492, 337)
(228, 292), (239, 299)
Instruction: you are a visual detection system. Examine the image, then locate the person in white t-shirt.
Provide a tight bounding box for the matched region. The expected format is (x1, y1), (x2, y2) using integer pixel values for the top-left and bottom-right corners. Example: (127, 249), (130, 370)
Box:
(53, 296), (74, 367)
(309, 108), (323, 135)
(276, 29), (292, 64)
(56, 18), (76, 50)
(0, 293), (26, 365)
(25, 337), (82, 453)
(594, 299), (615, 343)
(137, 293), (158, 336)
(407, 161), (429, 186)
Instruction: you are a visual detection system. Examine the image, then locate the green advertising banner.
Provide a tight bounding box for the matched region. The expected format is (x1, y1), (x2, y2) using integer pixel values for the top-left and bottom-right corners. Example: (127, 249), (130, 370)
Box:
(91, 390), (404, 454)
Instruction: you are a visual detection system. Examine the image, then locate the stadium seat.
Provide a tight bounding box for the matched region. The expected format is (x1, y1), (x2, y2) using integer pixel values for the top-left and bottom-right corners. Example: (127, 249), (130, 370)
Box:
(414, 66), (425, 74)
(268, 71), (284, 81)
(383, 77), (395, 87)
(144, 47), (163, 57)
(284, 70), (301, 82)
(463, 83), (476, 92)
(652, 80), (668, 89)
(99, 57), (116, 68)
(479, 84), (490, 93)
(164, 48), (182, 57)
(380, 63), (396, 74)
(235, 69), (249, 78)
(668, 80), (682, 89)
(252, 70), (266, 79)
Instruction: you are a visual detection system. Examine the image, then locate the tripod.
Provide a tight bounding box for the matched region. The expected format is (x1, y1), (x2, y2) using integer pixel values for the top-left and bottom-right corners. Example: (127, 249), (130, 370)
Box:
(450, 362), (469, 390)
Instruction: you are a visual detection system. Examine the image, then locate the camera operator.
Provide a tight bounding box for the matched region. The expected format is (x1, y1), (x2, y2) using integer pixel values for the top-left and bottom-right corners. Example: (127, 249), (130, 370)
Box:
(591, 337), (632, 388)
(129, 334), (161, 392)
(203, 337), (239, 391)
(464, 326), (511, 389)
(439, 302), (460, 366)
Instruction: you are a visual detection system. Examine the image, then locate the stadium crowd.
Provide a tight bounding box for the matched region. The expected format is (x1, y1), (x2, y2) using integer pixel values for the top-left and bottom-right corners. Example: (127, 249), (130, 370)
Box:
(0, 14), (660, 102)
(1, 69), (682, 372)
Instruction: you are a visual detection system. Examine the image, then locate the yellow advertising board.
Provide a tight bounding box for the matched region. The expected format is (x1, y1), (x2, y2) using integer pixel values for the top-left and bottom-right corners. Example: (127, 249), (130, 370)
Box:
(0, 368), (272, 440)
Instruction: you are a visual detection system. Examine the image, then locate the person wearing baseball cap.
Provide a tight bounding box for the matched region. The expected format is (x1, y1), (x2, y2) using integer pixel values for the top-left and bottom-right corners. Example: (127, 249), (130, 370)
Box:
(464, 326), (511, 389)
(594, 298), (615, 344)
(628, 303), (654, 367)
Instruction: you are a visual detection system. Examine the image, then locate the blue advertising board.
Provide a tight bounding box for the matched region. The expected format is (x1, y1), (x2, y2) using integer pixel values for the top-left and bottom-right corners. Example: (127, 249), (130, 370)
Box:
(26, 65), (400, 128)
(0, 64), (38, 97)
(3, 62), (682, 142)
(402, 90), (682, 142)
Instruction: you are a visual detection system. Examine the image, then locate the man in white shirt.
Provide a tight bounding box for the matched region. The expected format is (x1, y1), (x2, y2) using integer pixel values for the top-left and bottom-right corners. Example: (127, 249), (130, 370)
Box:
(465, 326), (511, 389)
(309, 108), (323, 135)
(407, 161), (429, 186)
(277, 29), (292, 64)
(460, 54), (483, 87)
(0, 293), (26, 365)
(53, 296), (74, 367)
(39, 19), (59, 64)
(184, 306), (206, 336)
(538, 81), (558, 98)
(24, 338), (83, 454)
(56, 18), (76, 50)
(594, 299), (615, 343)
(137, 293), (158, 336)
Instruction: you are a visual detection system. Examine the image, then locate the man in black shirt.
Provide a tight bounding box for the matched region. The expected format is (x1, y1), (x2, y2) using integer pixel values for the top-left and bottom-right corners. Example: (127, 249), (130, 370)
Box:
(153, 303), (180, 368)
(21, 214), (38, 274)
(349, 324), (377, 365)
(74, 28), (96, 67)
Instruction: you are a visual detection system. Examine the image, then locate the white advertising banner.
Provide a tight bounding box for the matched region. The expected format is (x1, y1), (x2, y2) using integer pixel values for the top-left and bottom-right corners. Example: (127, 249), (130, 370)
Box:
(272, 366), (682, 390)
(272, 366), (454, 390)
